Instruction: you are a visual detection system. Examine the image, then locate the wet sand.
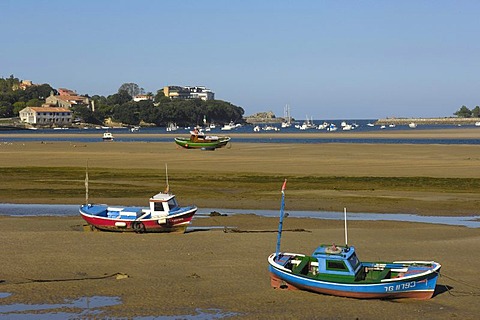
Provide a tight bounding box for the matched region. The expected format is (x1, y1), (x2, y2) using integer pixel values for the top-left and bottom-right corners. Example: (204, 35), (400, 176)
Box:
(2, 128), (480, 215)
(0, 128), (479, 318)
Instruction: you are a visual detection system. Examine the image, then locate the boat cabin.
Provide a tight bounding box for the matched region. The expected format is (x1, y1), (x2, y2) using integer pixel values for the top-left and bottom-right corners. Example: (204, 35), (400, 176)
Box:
(311, 244), (362, 278)
(149, 192), (179, 220)
(190, 130), (219, 142)
(285, 244), (403, 283)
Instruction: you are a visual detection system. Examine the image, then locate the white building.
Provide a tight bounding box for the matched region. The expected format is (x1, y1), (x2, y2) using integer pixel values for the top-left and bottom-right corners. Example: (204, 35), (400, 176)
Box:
(133, 94), (154, 102)
(163, 86), (214, 101)
(19, 106), (73, 126)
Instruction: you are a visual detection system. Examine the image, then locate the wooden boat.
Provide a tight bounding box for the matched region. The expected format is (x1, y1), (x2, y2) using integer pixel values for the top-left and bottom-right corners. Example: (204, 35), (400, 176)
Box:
(102, 132), (114, 141)
(268, 180), (441, 299)
(79, 165), (197, 233)
(174, 130), (231, 149)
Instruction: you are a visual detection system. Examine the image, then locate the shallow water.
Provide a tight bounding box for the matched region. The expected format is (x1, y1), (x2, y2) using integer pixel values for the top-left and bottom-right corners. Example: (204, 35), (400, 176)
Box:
(0, 294), (237, 319)
(0, 296), (121, 319)
(199, 208), (480, 228)
(0, 203), (478, 228)
(1, 122), (480, 145)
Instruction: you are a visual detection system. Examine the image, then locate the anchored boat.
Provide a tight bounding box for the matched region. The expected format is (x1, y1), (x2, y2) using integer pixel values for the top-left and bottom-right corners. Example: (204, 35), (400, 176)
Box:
(102, 131), (114, 141)
(174, 130), (231, 149)
(268, 180), (441, 299)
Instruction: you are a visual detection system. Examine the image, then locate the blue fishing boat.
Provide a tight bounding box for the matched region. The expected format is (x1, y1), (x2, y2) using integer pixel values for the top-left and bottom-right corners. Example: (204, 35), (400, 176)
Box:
(268, 180), (441, 299)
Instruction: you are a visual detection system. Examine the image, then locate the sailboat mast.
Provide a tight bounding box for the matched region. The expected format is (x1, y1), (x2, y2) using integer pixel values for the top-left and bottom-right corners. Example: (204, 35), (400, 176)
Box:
(275, 179), (287, 260)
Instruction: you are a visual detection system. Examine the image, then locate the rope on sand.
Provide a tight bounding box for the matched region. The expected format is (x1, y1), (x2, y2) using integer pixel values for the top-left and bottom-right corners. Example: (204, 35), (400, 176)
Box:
(8, 273), (129, 285)
(223, 227), (310, 233)
(436, 271), (480, 297)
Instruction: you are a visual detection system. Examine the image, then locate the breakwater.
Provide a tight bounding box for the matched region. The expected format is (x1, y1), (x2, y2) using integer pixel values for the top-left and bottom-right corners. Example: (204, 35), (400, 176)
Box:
(375, 117), (480, 125)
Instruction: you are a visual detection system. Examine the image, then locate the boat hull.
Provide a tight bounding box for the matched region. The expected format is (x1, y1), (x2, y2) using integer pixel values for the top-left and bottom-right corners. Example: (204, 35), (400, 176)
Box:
(268, 254), (441, 300)
(79, 204), (197, 233)
(174, 137), (230, 149)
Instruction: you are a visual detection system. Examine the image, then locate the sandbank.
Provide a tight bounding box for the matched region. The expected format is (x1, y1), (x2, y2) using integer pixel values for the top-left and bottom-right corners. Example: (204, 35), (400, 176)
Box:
(1, 130), (480, 215)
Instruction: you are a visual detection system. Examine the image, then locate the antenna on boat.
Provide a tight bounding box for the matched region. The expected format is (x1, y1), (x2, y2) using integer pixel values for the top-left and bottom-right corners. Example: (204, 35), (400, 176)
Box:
(85, 160), (89, 204)
(164, 163), (170, 194)
(275, 179), (287, 261)
(344, 207), (348, 246)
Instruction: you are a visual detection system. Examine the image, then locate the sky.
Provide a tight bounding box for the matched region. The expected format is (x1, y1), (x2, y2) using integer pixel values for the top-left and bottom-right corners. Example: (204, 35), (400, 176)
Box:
(1, 0), (479, 120)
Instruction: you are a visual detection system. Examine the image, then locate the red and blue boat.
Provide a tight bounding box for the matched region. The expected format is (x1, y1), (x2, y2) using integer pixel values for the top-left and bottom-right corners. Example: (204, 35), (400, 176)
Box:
(80, 165), (197, 233)
(80, 191), (197, 233)
(268, 180), (441, 299)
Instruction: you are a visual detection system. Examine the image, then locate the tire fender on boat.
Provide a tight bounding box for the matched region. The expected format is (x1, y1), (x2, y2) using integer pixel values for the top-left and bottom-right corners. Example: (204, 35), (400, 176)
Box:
(132, 221), (146, 233)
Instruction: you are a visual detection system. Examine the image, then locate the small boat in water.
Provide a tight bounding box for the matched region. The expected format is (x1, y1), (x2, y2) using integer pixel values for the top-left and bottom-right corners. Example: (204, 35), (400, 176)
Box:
(102, 132), (114, 141)
(79, 165), (197, 233)
(174, 129), (231, 149)
(268, 180), (441, 299)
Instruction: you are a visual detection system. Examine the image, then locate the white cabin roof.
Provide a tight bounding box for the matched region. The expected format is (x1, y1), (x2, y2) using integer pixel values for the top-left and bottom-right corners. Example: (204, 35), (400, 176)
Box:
(150, 192), (174, 202)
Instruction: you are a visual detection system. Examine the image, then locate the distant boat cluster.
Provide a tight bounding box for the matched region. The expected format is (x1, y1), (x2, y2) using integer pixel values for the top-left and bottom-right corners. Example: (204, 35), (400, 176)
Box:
(253, 119), (362, 132)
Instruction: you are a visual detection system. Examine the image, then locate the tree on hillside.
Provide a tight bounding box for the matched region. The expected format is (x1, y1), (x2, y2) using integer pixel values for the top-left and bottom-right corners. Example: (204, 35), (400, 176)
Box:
(71, 105), (103, 124)
(107, 90), (132, 105)
(118, 83), (143, 97)
(13, 101), (26, 115)
(112, 101), (140, 125)
(471, 106), (480, 118)
(454, 105), (472, 118)
(0, 101), (13, 117)
(13, 84), (55, 102)
(0, 75), (20, 93)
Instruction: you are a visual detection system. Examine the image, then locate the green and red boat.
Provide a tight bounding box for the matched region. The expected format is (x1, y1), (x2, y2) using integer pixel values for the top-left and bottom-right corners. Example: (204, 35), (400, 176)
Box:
(174, 130), (231, 149)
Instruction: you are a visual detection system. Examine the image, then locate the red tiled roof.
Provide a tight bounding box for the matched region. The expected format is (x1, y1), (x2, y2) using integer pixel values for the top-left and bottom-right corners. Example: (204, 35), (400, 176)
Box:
(52, 95), (87, 102)
(28, 107), (71, 112)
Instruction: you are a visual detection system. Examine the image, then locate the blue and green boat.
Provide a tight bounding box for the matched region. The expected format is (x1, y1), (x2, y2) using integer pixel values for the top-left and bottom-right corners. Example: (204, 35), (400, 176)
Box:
(268, 180), (441, 299)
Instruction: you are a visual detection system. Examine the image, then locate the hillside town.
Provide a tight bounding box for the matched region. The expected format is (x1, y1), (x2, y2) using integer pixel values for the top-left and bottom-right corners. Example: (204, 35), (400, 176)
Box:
(0, 76), (244, 129)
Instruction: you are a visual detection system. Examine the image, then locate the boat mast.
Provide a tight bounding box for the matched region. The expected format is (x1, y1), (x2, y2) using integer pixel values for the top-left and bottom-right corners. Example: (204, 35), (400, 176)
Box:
(85, 160), (89, 204)
(164, 163), (170, 193)
(275, 179), (287, 260)
(284, 104), (291, 123)
(344, 207), (348, 246)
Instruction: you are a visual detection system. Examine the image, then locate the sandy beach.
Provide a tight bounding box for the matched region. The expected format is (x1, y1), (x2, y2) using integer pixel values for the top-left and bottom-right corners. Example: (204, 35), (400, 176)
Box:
(0, 215), (479, 319)
(0, 129), (479, 318)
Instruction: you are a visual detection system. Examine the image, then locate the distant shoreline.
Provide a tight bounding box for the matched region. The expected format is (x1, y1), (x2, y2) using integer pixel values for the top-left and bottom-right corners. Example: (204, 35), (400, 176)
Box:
(3, 117), (480, 129)
(375, 117), (480, 125)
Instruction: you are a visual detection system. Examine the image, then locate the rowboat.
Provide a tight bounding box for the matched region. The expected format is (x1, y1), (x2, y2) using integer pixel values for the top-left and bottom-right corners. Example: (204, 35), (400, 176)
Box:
(79, 165), (197, 233)
(174, 130), (231, 149)
(268, 180), (441, 299)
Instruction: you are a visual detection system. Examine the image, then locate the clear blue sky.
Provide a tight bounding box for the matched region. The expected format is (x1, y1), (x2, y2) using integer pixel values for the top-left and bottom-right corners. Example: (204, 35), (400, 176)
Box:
(1, 0), (479, 120)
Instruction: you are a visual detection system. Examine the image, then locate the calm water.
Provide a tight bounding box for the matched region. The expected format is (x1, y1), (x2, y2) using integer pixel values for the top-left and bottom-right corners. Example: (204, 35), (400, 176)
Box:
(0, 203), (478, 228)
(1, 119), (479, 144)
